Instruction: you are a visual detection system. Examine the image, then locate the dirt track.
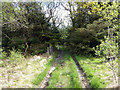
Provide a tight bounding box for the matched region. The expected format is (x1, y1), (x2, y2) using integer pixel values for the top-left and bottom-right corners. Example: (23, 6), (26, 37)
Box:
(70, 53), (90, 88)
(39, 50), (64, 88)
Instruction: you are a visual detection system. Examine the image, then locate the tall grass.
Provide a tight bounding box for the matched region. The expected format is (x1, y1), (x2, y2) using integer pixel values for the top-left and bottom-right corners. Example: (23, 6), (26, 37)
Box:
(0, 50), (7, 67)
(75, 55), (106, 88)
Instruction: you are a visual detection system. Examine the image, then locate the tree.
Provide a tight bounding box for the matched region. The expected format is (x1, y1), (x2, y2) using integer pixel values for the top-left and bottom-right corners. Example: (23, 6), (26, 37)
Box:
(63, 2), (119, 55)
(61, 2), (78, 32)
(2, 2), (52, 55)
(93, 2), (119, 83)
(94, 28), (118, 83)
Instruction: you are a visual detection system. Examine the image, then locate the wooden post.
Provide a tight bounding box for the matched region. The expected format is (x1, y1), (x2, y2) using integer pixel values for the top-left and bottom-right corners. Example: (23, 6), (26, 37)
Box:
(47, 47), (49, 55)
(49, 44), (53, 55)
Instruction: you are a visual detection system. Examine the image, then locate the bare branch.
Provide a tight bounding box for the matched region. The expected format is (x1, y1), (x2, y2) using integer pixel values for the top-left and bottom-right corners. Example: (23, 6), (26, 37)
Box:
(1, 19), (29, 29)
(61, 3), (70, 11)
(2, 32), (14, 42)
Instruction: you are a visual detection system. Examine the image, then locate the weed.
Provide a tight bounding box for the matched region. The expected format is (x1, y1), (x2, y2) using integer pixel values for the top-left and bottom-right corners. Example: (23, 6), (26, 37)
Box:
(82, 65), (93, 78)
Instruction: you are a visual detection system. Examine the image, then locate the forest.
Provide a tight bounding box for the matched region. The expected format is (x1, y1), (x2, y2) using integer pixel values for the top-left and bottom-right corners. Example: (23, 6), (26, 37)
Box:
(0, 1), (119, 89)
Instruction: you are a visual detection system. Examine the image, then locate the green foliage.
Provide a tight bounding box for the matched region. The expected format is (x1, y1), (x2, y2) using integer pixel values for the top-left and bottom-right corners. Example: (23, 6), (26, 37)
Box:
(0, 60), (4, 67)
(2, 2), (119, 57)
(102, 2), (119, 22)
(2, 2), (53, 55)
(64, 2), (119, 56)
(83, 65), (94, 78)
(1, 51), (7, 60)
(94, 35), (118, 58)
(30, 45), (47, 55)
(8, 49), (25, 65)
(76, 2), (102, 28)
(92, 58), (104, 64)
(66, 19), (108, 55)
(0, 49), (25, 66)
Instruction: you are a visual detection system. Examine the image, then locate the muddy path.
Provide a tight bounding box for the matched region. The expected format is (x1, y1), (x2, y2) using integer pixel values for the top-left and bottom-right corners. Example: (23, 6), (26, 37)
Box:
(57, 50), (64, 68)
(39, 50), (64, 88)
(39, 50), (90, 88)
(70, 53), (90, 88)
(57, 50), (64, 88)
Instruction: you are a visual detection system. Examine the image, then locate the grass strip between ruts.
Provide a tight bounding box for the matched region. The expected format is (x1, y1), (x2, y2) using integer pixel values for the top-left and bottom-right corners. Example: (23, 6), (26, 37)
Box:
(48, 53), (82, 88)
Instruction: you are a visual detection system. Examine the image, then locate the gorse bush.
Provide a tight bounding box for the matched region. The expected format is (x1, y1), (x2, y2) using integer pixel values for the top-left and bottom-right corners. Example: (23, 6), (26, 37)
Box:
(8, 49), (25, 65)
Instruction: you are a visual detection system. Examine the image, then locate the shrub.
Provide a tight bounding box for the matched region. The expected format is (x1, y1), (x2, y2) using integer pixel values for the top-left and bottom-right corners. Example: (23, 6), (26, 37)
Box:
(93, 35), (118, 83)
(1, 51), (7, 60)
(0, 60), (4, 67)
(93, 36), (118, 60)
(8, 49), (25, 65)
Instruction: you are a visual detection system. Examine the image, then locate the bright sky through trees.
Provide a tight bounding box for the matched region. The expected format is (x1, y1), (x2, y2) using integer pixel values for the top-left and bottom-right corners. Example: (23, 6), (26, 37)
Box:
(42, 2), (71, 28)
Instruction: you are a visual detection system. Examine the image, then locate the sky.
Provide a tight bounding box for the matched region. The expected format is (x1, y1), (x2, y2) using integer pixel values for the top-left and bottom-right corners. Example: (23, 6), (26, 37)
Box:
(42, 2), (71, 28)
(54, 3), (71, 28)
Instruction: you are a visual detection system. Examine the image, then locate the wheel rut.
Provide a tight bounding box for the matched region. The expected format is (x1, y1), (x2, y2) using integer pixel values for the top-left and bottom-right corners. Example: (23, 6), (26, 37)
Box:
(39, 51), (90, 88)
(70, 52), (90, 88)
(39, 50), (63, 88)
(58, 50), (64, 88)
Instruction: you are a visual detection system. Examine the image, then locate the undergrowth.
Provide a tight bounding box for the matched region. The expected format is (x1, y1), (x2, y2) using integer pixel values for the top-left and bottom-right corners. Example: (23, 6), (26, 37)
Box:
(1, 49), (25, 67)
(8, 49), (25, 65)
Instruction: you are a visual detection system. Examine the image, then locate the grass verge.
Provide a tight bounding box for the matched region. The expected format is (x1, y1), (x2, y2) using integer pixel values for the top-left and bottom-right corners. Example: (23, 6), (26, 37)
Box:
(75, 55), (118, 88)
(0, 52), (52, 88)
